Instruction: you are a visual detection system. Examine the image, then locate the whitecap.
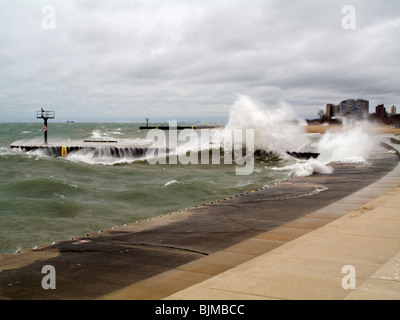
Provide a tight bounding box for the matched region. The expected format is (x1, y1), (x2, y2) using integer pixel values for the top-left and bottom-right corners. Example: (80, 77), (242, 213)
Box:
(164, 180), (179, 187)
(270, 159), (333, 178)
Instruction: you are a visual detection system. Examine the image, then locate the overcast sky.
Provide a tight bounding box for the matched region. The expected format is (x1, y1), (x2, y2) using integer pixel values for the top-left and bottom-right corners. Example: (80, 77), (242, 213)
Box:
(1, 0), (399, 122)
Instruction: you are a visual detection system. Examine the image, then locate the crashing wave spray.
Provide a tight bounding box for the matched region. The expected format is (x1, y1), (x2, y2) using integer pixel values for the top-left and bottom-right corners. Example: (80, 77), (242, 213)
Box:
(222, 95), (332, 177)
(317, 118), (378, 165)
(222, 95), (378, 178)
(146, 121), (255, 175)
(224, 95), (332, 176)
(223, 95), (310, 153)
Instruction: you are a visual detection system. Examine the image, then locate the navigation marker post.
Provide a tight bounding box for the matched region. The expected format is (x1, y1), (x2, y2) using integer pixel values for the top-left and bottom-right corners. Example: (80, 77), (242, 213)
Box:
(37, 107), (55, 144)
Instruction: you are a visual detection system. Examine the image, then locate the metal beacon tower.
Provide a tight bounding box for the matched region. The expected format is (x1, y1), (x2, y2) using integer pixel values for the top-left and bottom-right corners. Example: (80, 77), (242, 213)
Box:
(37, 107), (55, 145)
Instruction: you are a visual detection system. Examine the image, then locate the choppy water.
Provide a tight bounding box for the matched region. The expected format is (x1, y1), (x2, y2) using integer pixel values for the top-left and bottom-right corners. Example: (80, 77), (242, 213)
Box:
(1, 95), (379, 255)
(0, 121), (303, 255)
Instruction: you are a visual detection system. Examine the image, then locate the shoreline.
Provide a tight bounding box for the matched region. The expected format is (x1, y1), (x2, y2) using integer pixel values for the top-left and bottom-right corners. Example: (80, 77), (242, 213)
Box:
(0, 123), (357, 255)
(305, 124), (400, 134)
(1, 134), (399, 299)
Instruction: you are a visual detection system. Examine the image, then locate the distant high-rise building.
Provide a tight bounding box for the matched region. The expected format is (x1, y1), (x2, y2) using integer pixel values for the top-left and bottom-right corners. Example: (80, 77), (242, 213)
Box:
(326, 103), (334, 119)
(375, 104), (387, 119)
(391, 105), (397, 116)
(326, 99), (369, 119)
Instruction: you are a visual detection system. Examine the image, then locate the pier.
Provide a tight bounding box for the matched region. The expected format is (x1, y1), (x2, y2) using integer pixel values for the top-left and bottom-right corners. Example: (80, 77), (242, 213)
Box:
(10, 142), (319, 160)
(138, 125), (221, 130)
(10, 142), (152, 158)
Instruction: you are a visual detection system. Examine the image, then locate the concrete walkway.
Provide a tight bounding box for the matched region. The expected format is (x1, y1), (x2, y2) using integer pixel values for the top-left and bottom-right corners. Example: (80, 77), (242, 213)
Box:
(165, 140), (400, 300)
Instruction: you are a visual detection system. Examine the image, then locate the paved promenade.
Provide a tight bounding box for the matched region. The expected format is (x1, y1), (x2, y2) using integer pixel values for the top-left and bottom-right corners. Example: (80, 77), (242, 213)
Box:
(166, 139), (400, 300)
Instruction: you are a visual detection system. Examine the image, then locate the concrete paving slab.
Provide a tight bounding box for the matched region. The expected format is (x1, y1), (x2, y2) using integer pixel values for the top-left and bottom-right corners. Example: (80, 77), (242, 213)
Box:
(317, 215), (400, 239)
(345, 278), (400, 300)
(303, 206), (353, 220)
(376, 177), (399, 183)
(177, 251), (255, 275)
(165, 286), (275, 300)
(380, 197), (400, 208)
(370, 252), (400, 282)
(348, 190), (387, 200)
(319, 202), (364, 212)
(100, 269), (213, 300)
(360, 207), (400, 221)
(335, 196), (378, 205)
(221, 239), (285, 256)
(282, 216), (336, 230)
(253, 226), (313, 242)
(274, 233), (400, 265)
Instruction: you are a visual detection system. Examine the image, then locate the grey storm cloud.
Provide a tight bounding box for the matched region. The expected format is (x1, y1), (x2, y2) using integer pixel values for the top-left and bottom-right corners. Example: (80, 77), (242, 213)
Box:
(0, 0), (399, 122)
